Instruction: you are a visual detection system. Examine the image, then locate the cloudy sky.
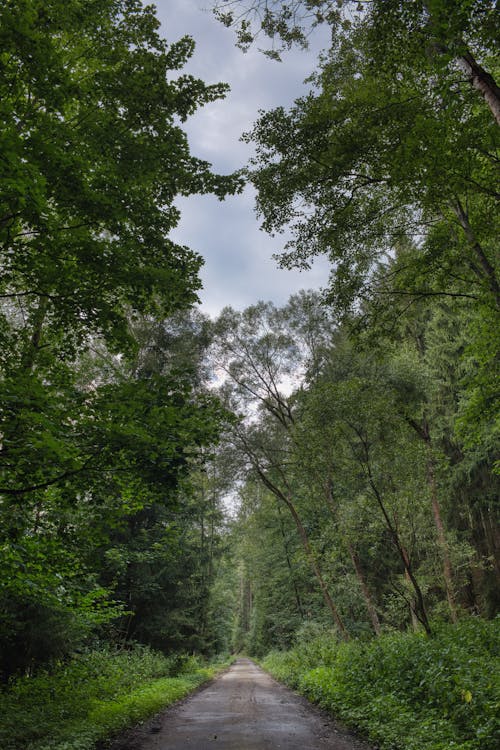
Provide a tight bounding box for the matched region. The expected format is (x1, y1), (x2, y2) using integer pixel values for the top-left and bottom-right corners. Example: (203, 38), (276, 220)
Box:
(153, 0), (331, 317)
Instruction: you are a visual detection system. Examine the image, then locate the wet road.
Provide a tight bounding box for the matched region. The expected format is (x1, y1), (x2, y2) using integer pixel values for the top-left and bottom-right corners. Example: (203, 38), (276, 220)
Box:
(111, 658), (373, 750)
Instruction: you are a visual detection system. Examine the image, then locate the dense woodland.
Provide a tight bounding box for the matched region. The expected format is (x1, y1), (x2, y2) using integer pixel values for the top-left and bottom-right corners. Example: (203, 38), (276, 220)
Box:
(0, 1), (499, 749)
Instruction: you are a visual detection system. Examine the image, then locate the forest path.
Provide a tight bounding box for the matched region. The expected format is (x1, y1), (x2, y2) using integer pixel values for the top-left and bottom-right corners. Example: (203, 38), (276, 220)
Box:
(109, 658), (374, 750)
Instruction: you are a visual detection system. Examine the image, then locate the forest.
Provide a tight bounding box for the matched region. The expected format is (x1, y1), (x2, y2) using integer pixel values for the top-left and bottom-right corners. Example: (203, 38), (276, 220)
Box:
(0, 1), (499, 750)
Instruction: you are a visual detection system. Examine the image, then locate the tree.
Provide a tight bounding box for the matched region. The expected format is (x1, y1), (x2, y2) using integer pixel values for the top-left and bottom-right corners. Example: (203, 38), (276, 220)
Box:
(214, 1), (500, 125)
(213, 301), (350, 638)
(229, 480), (315, 655)
(245, 29), (498, 313)
(0, 0), (241, 495)
(0, 309), (230, 676)
(216, 2), (499, 480)
(0, 0), (241, 675)
(212, 294), (498, 640)
(213, 1), (499, 316)
(1, 0), (239, 348)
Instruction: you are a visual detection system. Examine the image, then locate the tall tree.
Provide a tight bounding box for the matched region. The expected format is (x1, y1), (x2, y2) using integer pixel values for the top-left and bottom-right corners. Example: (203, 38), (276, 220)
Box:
(244, 33), (498, 313)
(214, 1), (499, 312)
(0, 0), (240, 676)
(0, 0), (240, 494)
(214, 0), (500, 124)
(213, 302), (350, 638)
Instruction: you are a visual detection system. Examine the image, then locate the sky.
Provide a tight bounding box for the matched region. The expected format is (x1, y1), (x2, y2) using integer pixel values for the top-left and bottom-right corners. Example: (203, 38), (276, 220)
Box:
(153, 0), (331, 317)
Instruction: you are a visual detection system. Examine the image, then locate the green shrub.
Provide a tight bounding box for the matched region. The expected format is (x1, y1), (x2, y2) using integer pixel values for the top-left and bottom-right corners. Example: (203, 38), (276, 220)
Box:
(0, 644), (230, 750)
(262, 618), (499, 750)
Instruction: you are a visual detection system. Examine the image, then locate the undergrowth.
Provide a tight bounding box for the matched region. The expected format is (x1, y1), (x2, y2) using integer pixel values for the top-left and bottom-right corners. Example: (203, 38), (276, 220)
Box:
(0, 644), (231, 750)
(262, 618), (499, 750)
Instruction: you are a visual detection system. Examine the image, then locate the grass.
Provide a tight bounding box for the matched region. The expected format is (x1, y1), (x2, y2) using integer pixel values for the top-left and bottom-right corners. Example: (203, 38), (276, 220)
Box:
(261, 617), (499, 750)
(0, 645), (232, 750)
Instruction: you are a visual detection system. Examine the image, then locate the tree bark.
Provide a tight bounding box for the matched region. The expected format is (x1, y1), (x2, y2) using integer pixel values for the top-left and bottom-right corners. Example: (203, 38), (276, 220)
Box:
(401, 542), (421, 631)
(362, 453), (432, 635)
(405, 415), (458, 622)
(450, 199), (500, 308)
(457, 51), (500, 127)
(276, 501), (305, 618)
(324, 478), (381, 635)
(426, 446), (458, 622)
(255, 466), (349, 639)
(479, 505), (500, 581)
(347, 543), (382, 635)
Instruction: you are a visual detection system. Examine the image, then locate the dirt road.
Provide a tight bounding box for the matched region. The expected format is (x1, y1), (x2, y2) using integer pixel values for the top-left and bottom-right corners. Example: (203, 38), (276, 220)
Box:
(110, 658), (373, 750)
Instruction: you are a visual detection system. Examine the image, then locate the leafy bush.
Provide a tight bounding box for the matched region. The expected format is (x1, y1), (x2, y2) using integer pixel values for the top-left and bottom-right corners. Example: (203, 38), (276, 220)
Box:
(0, 644), (230, 750)
(262, 618), (499, 750)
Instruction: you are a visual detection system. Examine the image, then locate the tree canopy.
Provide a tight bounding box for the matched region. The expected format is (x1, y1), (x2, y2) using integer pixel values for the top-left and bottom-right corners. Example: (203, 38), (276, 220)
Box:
(0, 0), (239, 677)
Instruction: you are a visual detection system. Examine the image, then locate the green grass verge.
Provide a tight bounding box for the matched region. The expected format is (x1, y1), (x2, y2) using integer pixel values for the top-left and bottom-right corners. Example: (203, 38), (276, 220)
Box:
(0, 646), (231, 750)
(261, 618), (499, 750)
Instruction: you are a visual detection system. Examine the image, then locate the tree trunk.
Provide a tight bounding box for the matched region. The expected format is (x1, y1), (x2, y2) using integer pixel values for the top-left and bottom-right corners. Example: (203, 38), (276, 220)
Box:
(276, 501), (305, 618)
(405, 414), (458, 621)
(479, 505), (500, 581)
(255, 467), (349, 639)
(365, 463), (432, 635)
(401, 543), (421, 631)
(324, 477), (381, 635)
(289, 499), (348, 638)
(347, 543), (382, 635)
(450, 199), (500, 308)
(426, 449), (458, 622)
(457, 51), (500, 127)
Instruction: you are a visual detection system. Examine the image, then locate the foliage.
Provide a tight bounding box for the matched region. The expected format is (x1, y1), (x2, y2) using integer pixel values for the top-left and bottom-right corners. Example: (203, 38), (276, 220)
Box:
(262, 618), (500, 750)
(244, 30), (499, 313)
(0, 644), (231, 750)
(212, 0), (500, 644)
(215, 293), (499, 644)
(0, 0), (239, 676)
(229, 484), (317, 655)
(0, 317), (232, 675)
(0, 0), (240, 350)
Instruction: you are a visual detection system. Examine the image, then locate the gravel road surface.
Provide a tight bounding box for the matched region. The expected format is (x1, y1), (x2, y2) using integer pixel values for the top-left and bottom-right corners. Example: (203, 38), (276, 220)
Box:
(110, 658), (374, 750)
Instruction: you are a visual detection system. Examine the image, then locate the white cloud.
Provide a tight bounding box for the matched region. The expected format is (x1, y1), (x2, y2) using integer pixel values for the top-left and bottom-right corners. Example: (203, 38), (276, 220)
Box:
(154, 0), (330, 316)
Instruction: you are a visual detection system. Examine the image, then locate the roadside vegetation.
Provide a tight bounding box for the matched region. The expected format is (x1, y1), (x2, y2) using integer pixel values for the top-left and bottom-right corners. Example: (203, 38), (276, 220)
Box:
(262, 619), (499, 750)
(0, 646), (231, 750)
